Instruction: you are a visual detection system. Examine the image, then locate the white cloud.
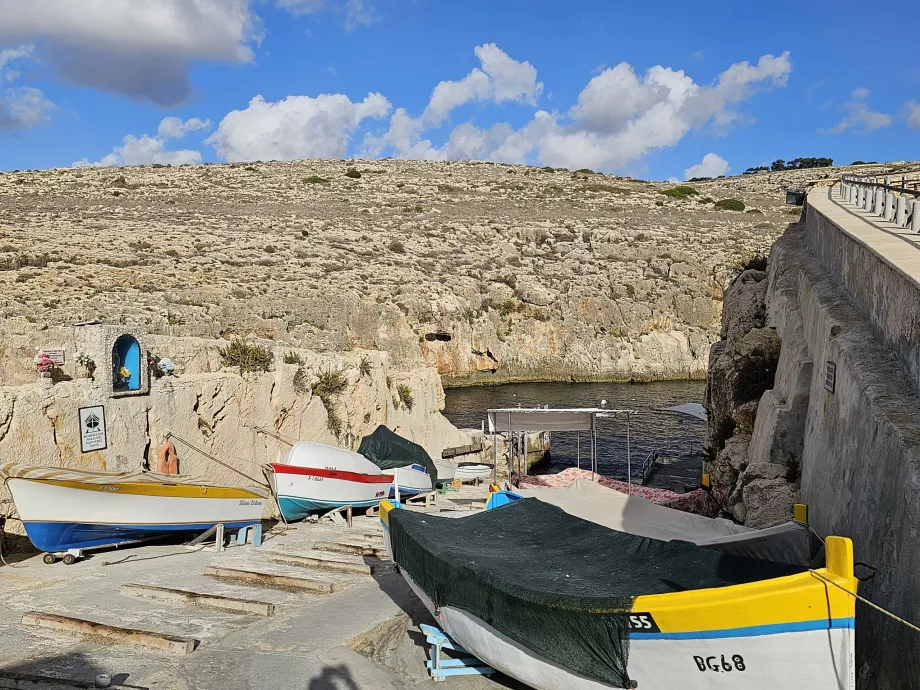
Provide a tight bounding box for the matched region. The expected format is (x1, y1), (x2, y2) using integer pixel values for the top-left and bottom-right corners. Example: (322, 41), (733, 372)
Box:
(423, 43), (542, 126)
(75, 46), (792, 174)
(530, 52), (792, 171)
(72, 116), (210, 167)
(824, 87), (892, 134)
(205, 92), (390, 162)
(0, 85), (54, 129)
(904, 100), (920, 130)
(684, 153), (730, 180)
(0, 44), (53, 129)
(0, 0), (262, 105)
(0, 44), (31, 82)
(360, 50), (791, 172)
(275, 0), (378, 30)
(365, 43), (543, 158)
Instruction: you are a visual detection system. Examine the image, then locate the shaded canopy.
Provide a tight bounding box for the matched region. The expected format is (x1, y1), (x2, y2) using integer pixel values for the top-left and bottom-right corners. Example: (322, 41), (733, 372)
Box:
(358, 426), (439, 486)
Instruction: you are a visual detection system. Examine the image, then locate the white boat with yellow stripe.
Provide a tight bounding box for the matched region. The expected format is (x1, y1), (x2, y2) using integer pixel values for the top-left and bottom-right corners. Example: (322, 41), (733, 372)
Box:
(1, 462), (267, 556)
(379, 495), (857, 689)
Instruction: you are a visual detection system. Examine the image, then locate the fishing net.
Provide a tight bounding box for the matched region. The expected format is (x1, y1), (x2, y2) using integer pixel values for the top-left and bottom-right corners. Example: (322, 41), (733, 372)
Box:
(389, 498), (805, 688)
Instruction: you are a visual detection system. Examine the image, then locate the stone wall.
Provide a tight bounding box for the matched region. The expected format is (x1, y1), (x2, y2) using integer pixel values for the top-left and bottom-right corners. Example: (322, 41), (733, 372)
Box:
(0, 330), (468, 548)
(707, 199), (920, 687)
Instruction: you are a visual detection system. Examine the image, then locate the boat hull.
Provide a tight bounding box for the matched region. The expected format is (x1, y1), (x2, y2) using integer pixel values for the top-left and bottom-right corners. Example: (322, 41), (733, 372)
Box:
(399, 569), (853, 690)
(8, 477), (265, 553)
(380, 502), (856, 690)
(456, 463), (493, 482)
(391, 465), (434, 496)
(272, 464), (391, 519)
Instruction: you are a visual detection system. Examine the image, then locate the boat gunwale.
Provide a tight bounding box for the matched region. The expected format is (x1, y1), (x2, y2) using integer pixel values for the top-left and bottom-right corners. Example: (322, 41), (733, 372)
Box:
(7, 476), (267, 500)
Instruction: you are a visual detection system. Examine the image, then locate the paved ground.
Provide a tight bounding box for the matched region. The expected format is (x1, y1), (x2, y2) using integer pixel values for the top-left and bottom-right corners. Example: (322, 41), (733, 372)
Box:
(0, 486), (520, 690)
(811, 185), (920, 284)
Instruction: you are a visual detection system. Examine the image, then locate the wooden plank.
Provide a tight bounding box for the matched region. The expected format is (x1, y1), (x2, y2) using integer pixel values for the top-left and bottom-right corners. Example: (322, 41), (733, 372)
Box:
(441, 443), (482, 459)
(203, 566), (336, 593)
(120, 583), (275, 616)
(312, 540), (388, 558)
(20, 611), (197, 655)
(267, 552), (374, 575)
(0, 672), (110, 689)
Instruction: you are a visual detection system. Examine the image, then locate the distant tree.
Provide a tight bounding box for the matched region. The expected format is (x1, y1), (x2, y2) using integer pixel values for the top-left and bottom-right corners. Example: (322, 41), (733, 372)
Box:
(770, 157), (833, 172)
(743, 166), (769, 175)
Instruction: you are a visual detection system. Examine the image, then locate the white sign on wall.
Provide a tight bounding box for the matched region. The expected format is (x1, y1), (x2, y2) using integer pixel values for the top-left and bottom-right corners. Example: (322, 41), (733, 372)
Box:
(40, 348), (65, 366)
(79, 405), (107, 453)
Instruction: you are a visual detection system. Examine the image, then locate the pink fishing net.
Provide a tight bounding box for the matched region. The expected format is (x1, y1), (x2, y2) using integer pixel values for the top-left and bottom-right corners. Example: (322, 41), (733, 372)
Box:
(515, 467), (719, 517)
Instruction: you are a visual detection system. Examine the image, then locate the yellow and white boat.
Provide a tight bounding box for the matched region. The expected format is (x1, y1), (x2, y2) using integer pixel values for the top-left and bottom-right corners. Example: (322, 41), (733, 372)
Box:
(1, 463), (267, 559)
(380, 496), (856, 689)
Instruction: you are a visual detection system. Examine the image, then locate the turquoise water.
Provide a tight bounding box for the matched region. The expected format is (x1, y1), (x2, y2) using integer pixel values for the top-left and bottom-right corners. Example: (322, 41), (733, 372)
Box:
(443, 381), (707, 492)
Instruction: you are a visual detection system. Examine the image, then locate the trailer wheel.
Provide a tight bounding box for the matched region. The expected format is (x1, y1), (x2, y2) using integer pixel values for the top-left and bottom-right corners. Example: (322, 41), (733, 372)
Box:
(42, 553), (56, 565)
(62, 553), (77, 565)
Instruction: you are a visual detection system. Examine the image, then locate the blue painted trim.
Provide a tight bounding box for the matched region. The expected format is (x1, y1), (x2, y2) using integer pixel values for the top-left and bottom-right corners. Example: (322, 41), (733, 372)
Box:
(389, 486), (429, 497)
(485, 491), (523, 511)
(630, 617), (855, 640)
(277, 495), (381, 520)
(23, 519), (259, 553)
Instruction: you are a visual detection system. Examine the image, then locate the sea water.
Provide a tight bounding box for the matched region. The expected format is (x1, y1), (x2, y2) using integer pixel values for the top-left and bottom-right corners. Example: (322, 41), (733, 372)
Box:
(443, 380), (706, 492)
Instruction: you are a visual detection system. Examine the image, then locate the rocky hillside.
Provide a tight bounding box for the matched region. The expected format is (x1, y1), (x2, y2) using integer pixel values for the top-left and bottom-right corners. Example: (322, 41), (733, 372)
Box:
(0, 160), (898, 385)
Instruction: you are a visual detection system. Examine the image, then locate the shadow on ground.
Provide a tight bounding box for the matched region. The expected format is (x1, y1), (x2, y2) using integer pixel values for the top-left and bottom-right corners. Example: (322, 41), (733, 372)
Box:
(307, 664), (362, 690)
(361, 555), (528, 688)
(0, 651), (147, 689)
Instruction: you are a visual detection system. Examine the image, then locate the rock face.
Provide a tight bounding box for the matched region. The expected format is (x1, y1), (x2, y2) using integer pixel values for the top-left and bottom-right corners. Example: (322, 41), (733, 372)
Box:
(705, 268), (790, 527)
(0, 160), (805, 385)
(0, 327), (469, 548)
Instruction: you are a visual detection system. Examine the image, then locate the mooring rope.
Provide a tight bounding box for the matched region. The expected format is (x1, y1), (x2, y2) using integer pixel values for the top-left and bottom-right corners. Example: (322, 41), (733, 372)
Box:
(165, 432), (268, 487)
(809, 569), (920, 634)
(165, 431), (291, 536)
(255, 425), (297, 447)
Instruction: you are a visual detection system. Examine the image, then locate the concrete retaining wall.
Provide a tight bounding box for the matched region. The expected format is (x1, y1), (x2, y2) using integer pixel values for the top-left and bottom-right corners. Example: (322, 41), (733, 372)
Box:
(804, 199), (920, 394)
(761, 205), (920, 687)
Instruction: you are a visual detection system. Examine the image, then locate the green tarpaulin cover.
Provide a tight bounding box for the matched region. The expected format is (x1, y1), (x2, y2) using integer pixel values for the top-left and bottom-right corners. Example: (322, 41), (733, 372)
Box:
(358, 425), (440, 487)
(389, 498), (805, 688)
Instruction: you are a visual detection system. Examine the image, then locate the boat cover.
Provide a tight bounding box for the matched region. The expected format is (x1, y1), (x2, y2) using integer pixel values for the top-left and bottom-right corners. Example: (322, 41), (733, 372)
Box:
(0, 462), (270, 498)
(519, 480), (817, 566)
(388, 498), (805, 688)
(358, 426), (439, 486)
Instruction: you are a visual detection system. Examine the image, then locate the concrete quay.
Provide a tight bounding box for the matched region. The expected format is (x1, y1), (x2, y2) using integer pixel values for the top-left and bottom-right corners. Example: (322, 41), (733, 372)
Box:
(0, 486), (516, 690)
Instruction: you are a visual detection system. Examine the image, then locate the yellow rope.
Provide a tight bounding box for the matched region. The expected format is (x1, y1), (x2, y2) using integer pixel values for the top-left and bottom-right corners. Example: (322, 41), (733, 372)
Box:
(809, 570), (920, 634)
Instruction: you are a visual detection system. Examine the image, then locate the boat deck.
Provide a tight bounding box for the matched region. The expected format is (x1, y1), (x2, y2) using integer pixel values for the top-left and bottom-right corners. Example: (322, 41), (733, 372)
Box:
(0, 485), (514, 690)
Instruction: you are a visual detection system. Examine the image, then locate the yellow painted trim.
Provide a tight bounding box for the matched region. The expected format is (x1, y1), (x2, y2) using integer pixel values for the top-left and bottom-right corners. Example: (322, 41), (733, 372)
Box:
(632, 537), (857, 633)
(794, 503), (808, 524)
(701, 473), (710, 488)
(32, 479), (264, 500)
(379, 499), (395, 527)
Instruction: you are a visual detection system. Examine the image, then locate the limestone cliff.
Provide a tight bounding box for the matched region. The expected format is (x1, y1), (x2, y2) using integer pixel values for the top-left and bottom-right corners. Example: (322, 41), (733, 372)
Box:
(0, 326), (468, 547)
(0, 160), (808, 385)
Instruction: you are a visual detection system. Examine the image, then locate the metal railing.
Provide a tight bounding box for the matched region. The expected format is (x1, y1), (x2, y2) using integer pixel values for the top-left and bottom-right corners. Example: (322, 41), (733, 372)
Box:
(838, 171), (920, 232)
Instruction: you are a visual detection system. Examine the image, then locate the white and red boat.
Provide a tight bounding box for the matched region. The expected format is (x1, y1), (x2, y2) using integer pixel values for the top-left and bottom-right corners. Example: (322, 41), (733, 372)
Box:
(269, 441), (392, 519)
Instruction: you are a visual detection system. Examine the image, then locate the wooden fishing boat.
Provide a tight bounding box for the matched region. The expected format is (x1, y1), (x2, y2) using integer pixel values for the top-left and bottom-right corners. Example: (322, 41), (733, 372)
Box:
(1, 462), (267, 558)
(357, 425), (455, 496)
(269, 441), (392, 519)
(455, 462), (494, 483)
(379, 497), (856, 689)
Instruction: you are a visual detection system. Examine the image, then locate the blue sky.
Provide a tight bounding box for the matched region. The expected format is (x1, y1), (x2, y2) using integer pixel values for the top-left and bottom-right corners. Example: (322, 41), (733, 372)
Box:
(1, 0), (917, 179)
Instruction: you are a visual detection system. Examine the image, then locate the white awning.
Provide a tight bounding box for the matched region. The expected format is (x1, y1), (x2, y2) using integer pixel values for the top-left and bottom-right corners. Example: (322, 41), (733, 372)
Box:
(661, 403), (708, 422)
(487, 408), (629, 433)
